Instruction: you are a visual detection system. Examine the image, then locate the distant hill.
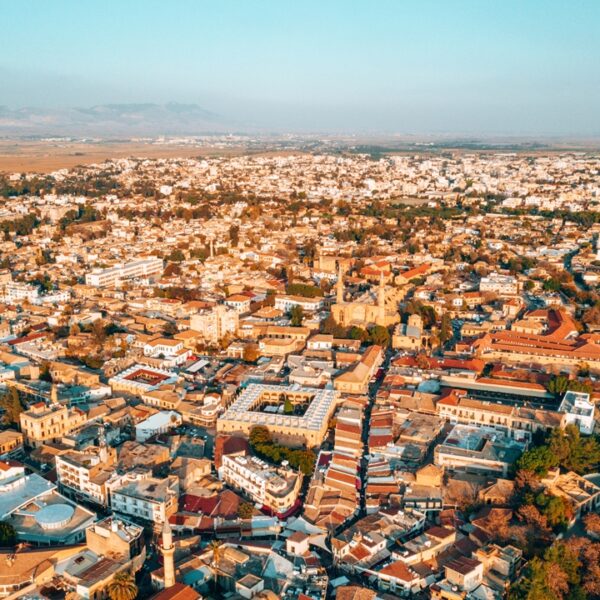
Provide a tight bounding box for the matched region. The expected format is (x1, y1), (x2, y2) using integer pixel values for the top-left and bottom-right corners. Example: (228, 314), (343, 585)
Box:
(0, 102), (239, 137)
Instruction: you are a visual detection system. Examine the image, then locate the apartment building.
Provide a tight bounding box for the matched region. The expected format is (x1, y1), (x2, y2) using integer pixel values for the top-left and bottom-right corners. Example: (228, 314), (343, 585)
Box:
(85, 257), (164, 287)
(220, 453), (302, 514)
(110, 474), (179, 524)
(190, 305), (239, 344)
(55, 444), (117, 506)
(479, 273), (519, 296)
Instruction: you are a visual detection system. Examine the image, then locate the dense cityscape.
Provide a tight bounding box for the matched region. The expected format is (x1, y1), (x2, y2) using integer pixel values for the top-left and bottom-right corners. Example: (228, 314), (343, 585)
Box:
(0, 147), (599, 599)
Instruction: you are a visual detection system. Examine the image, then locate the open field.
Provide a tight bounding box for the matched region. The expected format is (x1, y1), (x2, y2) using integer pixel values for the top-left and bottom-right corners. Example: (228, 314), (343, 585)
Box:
(0, 140), (259, 173)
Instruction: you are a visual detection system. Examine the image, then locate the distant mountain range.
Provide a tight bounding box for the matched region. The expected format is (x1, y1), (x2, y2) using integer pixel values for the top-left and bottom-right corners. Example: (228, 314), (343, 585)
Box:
(0, 102), (239, 137)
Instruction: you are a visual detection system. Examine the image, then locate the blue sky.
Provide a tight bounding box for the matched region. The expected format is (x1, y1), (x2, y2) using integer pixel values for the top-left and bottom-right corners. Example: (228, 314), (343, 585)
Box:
(1, 0), (599, 135)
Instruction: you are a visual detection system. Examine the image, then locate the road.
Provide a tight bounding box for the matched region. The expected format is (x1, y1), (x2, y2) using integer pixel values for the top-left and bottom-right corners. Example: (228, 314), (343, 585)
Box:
(358, 348), (393, 516)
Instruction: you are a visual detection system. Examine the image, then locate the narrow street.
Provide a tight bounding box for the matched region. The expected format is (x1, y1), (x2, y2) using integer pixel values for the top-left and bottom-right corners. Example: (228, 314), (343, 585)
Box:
(358, 348), (392, 516)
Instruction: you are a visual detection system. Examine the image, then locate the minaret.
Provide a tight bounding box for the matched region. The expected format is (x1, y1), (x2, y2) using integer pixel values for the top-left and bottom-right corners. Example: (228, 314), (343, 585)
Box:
(336, 261), (344, 304)
(378, 271), (386, 325)
(161, 519), (176, 589)
(50, 383), (59, 405)
(98, 422), (108, 463)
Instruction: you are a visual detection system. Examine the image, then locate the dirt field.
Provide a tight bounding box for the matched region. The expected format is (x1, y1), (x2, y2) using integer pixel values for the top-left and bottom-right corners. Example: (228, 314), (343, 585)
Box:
(0, 140), (255, 173)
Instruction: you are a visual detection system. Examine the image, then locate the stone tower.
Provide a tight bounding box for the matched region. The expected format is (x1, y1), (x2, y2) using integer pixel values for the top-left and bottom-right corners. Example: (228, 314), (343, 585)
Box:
(161, 519), (176, 589)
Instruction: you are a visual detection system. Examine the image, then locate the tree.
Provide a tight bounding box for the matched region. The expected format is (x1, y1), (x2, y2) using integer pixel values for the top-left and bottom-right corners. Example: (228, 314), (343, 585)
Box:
(283, 397), (294, 415)
(107, 571), (138, 600)
(516, 445), (558, 477)
(167, 248), (185, 263)
(0, 388), (24, 426)
(0, 521), (16, 546)
(243, 344), (260, 363)
(209, 540), (223, 567)
(439, 312), (453, 344)
(368, 325), (390, 347)
(583, 512), (600, 537)
(547, 375), (570, 396)
(290, 305), (304, 327)
(237, 501), (254, 519)
(229, 224), (240, 247)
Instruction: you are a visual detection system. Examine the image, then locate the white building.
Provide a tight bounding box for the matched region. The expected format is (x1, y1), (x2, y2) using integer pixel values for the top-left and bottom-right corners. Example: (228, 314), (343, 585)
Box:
(1, 282), (39, 303)
(110, 473), (179, 524)
(135, 410), (182, 442)
(479, 273), (519, 296)
(220, 454), (302, 514)
(275, 295), (324, 313)
(85, 257), (163, 288)
(559, 391), (595, 435)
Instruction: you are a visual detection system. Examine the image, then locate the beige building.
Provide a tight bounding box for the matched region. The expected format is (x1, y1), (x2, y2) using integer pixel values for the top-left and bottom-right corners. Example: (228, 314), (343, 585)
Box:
(217, 383), (340, 447)
(20, 401), (87, 448)
(332, 266), (401, 329)
(0, 429), (23, 457)
(334, 345), (383, 394)
(190, 305), (239, 345)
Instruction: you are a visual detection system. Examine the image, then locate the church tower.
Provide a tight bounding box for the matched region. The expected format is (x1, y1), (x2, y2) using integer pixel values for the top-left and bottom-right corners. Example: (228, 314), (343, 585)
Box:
(336, 261), (344, 304)
(161, 519), (176, 589)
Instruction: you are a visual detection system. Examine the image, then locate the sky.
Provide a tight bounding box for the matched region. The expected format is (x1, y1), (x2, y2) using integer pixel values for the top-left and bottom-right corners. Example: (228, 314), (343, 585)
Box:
(1, 0), (599, 135)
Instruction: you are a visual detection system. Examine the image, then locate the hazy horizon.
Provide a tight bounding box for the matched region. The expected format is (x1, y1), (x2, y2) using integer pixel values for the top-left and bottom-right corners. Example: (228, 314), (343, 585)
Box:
(1, 0), (600, 136)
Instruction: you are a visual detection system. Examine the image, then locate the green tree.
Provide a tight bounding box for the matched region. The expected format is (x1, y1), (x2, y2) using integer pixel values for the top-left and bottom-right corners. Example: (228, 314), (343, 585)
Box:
(167, 248), (185, 262)
(107, 571), (138, 600)
(0, 521), (16, 546)
(290, 305), (304, 327)
(237, 501), (254, 519)
(283, 397), (294, 415)
(368, 325), (390, 347)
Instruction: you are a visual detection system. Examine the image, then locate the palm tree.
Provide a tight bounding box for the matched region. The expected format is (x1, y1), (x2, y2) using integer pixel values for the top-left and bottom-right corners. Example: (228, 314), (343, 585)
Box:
(107, 571), (138, 600)
(209, 540), (223, 567)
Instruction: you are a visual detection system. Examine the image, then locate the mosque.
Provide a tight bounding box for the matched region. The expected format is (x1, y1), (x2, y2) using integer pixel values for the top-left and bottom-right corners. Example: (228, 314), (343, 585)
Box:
(331, 263), (402, 329)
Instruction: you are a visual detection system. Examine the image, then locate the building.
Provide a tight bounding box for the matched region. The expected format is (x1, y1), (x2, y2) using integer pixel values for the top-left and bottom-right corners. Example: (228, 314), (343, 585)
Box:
(55, 440), (117, 506)
(559, 390), (595, 434)
(135, 410), (183, 442)
(190, 305), (239, 344)
(109, 364), (179, 396)
(392, 314), (427, 351)
(274, 294), (324, 313)
(0, 430), (23, 458)
(434, 424), (527, 477)
(332, 267), (401, 329)
(85, 256), (164, 287)
(479, 272), (519, 296)
(334, 345), (383, 394)
(217, 383), (340, 447)
(0, 461), (96, 545)
(110, 473), (179, 524)
(220, 453), (302, 515)
(19, 400), (87, 448)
